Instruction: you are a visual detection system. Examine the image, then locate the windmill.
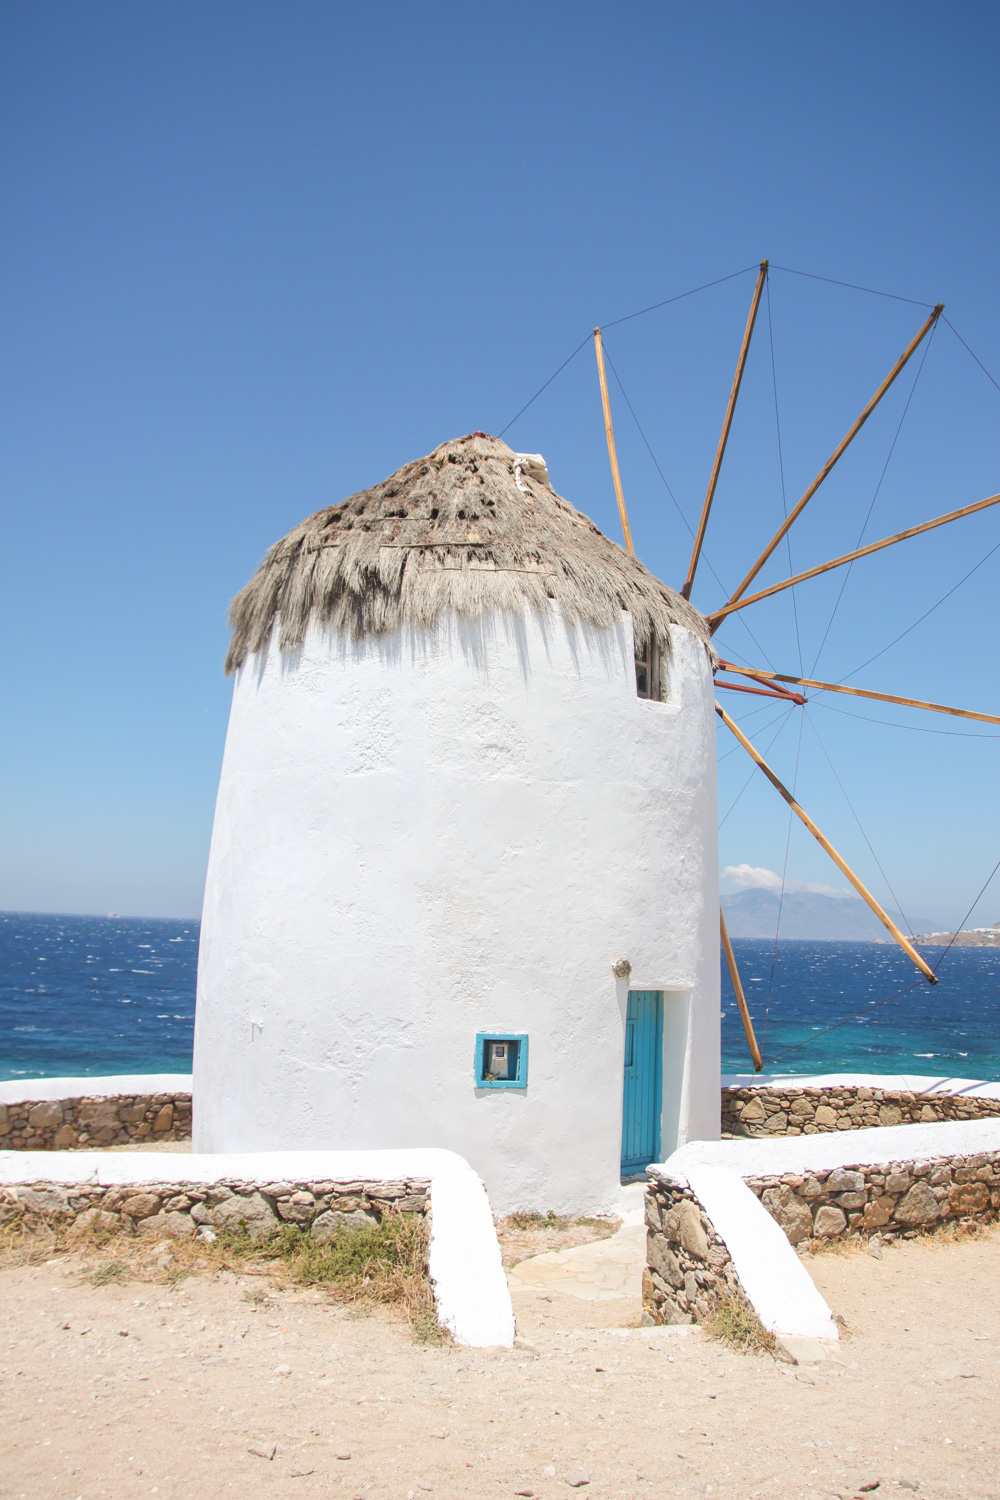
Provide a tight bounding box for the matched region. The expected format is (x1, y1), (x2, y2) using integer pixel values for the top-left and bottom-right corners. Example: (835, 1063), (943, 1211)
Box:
(591, 261), (1000, 1072)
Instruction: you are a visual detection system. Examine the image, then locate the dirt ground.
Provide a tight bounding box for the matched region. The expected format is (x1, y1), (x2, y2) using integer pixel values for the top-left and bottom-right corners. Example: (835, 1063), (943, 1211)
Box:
(1, 1228), (998, 1500)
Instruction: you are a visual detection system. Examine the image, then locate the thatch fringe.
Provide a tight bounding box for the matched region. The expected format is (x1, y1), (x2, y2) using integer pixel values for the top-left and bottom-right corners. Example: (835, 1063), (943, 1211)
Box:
(225, 433), (711, 674)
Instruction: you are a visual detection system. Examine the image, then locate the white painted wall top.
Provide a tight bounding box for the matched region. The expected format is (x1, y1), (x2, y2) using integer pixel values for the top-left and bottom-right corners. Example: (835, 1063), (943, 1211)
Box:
(0, 1146), (513, 1348)
(655, 1115), (1000, 1181)
(722, 1072), (1000, 1099)
(0, 1075), (193, 1106)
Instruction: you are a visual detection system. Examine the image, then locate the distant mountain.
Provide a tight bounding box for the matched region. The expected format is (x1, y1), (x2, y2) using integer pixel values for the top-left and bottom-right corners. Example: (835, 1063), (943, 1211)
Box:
(721, 887), (941, 941)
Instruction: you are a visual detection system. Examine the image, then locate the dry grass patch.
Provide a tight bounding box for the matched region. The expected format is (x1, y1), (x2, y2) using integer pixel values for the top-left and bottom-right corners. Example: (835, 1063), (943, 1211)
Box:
(703, 1292), (778, 1356)
(0, 1210), (443, 1341)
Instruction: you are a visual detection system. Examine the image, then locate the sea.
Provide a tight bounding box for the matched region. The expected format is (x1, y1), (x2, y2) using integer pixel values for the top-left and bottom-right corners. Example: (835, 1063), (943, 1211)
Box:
(1, 911), (999, 1083)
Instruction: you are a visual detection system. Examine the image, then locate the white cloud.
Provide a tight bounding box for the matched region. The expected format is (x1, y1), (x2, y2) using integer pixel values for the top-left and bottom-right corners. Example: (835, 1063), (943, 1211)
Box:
(720, 863), (850, 897)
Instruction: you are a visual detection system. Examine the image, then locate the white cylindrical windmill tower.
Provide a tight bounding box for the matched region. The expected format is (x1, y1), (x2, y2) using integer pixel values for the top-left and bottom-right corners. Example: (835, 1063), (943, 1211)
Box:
(193, 433), (720, 1213)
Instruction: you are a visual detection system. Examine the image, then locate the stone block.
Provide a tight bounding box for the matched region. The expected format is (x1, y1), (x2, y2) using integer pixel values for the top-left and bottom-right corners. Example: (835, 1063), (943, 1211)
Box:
(948, 1182), (990, 1216)
(311, 1209), (378, 1241)
(893, 1182), (941, 1227)
(152, 1104), (174, 1134)
(789, 1097), (813, 1118)
(68, 1208), (121, 1239)
(761, 1185), (813, 1246)
(813, 1205), (848, 1237)
(26, 1101), (63, 1130)
(827, 1169), (864, 1194)
(798, 1177), (823, 1201)
(121, 1193), (162, 1221)
(885, 1172), (911, 1194)
(137, 1211), (196, 1239)
(863, 1197), (894, 1229)
(676, 1200), (710, 1260)
(52, 1124), (77, 1149)
(740, 1098), (767, 1124)
(879, 1105), (903, 1127)
(834, 1192), (866, 1211)
(813, 1105), (838, 1127)
(79, 1102), (119, 1130)
(648, 1234), (684, 1288)
(210, 1191), (280, 1240)
(18, 1186), (71, 1217)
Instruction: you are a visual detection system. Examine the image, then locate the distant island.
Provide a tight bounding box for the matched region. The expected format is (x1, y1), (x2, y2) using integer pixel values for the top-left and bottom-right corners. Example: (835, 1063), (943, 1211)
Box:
(721, 887), (939, 941)
(910, 923), (1000, 948)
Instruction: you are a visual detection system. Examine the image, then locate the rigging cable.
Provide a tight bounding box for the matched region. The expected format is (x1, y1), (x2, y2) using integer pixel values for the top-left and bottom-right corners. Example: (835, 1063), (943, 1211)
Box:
(835, 535), (1000, 685)
(499, 263), (761, 436)
(804, 709), (917, 936)
(498, 334), (592, 437)
(600, 337), (779, 673)
(812, 700), (1000, 741)
(600, 264), (759, 331)
(765, 273), (804, 675)
(768, 265), (935, 308)
(809, 320), (937, 677)
(761, 709), (806, 1054)
(942, 316), (1000, 398)
(718, 706), (796, 829)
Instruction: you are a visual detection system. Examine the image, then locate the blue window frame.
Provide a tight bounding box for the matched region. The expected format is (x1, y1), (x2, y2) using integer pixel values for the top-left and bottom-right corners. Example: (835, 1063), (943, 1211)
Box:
(475, 1033), (528, 1090)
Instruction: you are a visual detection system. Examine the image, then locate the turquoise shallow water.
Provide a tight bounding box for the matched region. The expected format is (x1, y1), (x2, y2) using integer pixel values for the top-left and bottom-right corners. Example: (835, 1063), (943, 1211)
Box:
(1, 913), (998, 1083)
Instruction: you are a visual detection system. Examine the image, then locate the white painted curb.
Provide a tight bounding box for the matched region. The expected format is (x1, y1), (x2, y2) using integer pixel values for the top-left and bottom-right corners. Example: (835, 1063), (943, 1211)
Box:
(0, 1146), (514, 1349)
(668, 1115), (1000, 1178)
(722, 1071), (1000, 1099)
(0, 1075), (192, 1105)
(682, 1165), (837, 1342)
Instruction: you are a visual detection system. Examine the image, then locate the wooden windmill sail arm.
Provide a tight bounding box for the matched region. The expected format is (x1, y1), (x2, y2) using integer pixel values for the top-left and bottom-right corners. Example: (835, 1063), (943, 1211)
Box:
(716, 660), (1000, 727)
(708, 489), (1000, 627)
(715, 702), (938, 984)
(593, 328), (635, 556)
(681, 261), (769, 601)
(720, 906), (763, 1070)
(722, 303), (944, 612)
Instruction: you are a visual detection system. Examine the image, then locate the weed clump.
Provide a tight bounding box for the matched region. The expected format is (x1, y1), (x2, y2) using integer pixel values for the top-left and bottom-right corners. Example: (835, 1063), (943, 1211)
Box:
(703, 1292), (777, 1356)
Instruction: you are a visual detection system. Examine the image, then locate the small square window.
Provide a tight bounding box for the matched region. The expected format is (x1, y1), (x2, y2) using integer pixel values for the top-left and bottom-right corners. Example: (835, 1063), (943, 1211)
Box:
(475, 1033), (528, 1089)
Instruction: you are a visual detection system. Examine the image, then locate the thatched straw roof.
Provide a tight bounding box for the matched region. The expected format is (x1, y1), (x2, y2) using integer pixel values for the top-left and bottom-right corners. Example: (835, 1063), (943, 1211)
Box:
(225, 433), (711, 674)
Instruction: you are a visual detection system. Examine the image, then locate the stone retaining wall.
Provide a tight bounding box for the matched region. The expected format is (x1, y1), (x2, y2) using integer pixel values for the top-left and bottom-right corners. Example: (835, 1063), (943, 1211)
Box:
(748, 1151), (1000, 1250)
(0, 1176), (430, 1242)
(722, 1085), (1000, 1139)
(0, 1092), (192, 1150)
(641, 1180), (745, 1327)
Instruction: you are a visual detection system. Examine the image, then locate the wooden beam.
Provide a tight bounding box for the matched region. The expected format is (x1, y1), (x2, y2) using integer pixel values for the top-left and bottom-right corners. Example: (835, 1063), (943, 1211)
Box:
(715, 678), (806, 706)
(681, 260), (769, 600)
(722, 303), (944, 612)
(709, 489), (1000, 627)
(715, 702), (938, 983)
(593, 328), (635, 556)
(720, 906), (763, 1071)
(716, 660), (1000, 727)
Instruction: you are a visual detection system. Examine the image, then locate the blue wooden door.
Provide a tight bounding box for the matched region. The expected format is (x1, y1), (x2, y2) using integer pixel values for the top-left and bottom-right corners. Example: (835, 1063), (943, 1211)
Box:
(621, 990), (663, 1175)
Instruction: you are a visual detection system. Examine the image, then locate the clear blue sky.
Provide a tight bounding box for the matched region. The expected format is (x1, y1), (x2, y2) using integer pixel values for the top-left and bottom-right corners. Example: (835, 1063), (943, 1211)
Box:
(2, 2), (998, 926)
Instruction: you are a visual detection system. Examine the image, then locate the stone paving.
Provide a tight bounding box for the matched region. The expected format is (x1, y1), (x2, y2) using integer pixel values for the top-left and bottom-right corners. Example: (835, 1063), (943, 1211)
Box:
(506, 1207), (645, 1303)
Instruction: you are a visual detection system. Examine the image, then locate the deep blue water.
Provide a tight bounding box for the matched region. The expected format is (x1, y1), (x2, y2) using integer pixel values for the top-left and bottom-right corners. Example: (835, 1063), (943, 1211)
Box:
(722, 938), (1000, 1078)
(1, 913), (998, 1083)
(0, 912), (198, 1080)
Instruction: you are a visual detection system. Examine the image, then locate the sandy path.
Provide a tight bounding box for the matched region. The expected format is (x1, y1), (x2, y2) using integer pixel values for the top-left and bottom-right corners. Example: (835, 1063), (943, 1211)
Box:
(1, 1230), (998, 1500)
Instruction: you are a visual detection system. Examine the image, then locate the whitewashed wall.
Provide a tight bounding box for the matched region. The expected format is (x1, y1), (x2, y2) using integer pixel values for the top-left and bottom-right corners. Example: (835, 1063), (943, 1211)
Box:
(194, 606), (719, 1214)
